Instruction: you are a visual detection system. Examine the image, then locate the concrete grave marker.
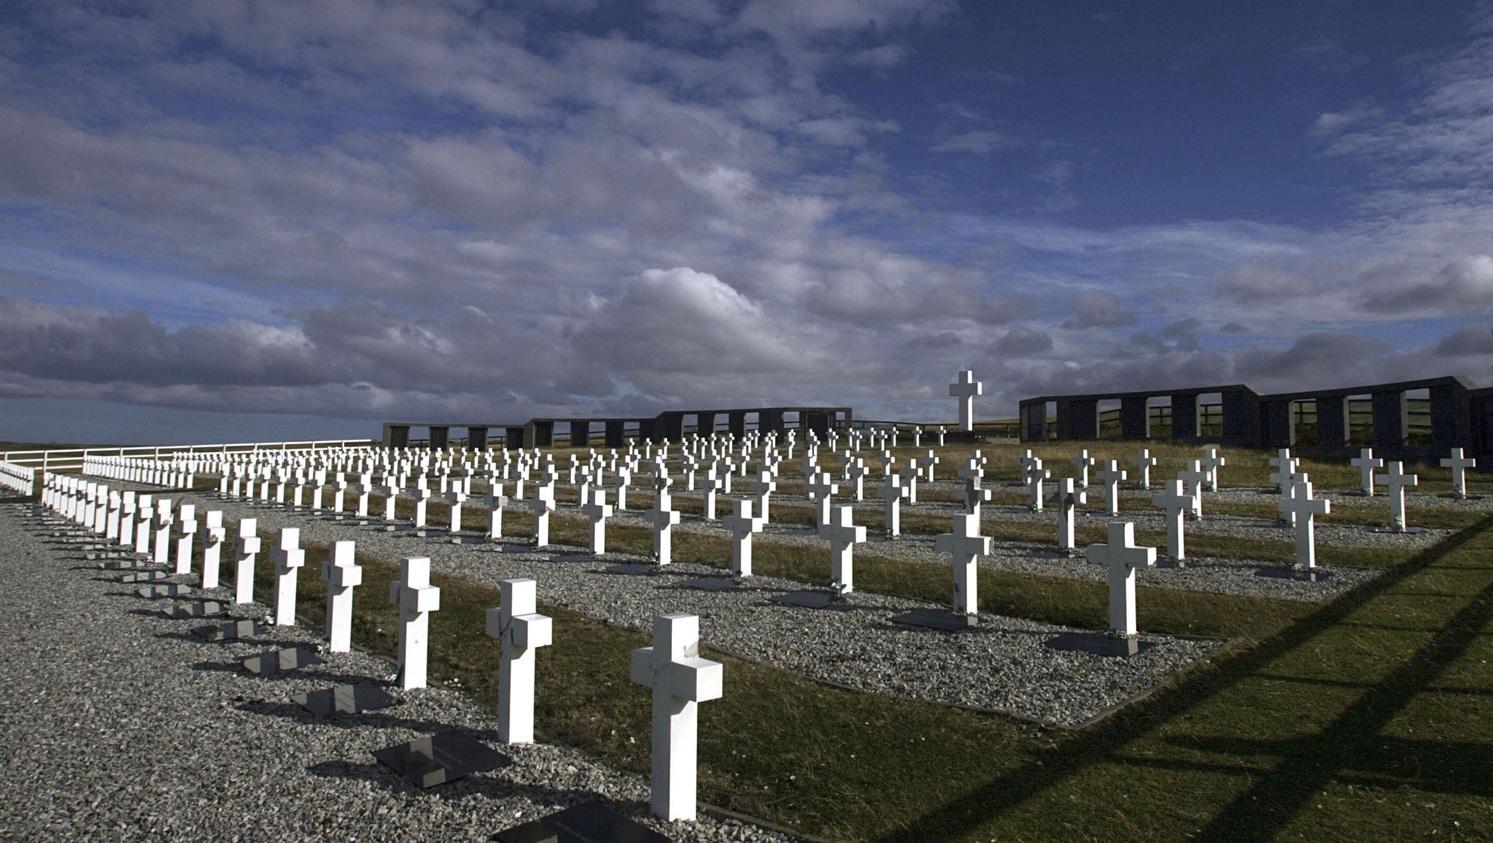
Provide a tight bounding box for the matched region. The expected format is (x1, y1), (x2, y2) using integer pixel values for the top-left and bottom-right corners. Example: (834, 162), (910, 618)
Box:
(486, 578), (552, 745)
(629, 614), (724, 821)
(937, 512), (990, 616)
(271, 527), (304, 626)
(819, 505), (867, 594)
(1441, 448), (1476, 499)
(1375, 461), (1419, 532)
(1131, 448), (1157, 490)
(581, 489), (614, 555)
(878, 472), (908, 538)
(1086, 521), (1157, 655)
(1351, 448), (1383, 497)
(233, 519), (261, 605)
(321, 540), (362, 653)
(1151, 479), (1195, 564)
(1052, 477), (1085, 555)
(389, 556), (441, 690)
(722, 499), (764, 577)
(1095, 460), (1127, 516)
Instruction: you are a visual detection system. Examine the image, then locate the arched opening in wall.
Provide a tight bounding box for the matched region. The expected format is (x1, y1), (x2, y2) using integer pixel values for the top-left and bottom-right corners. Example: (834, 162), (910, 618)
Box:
(1346, 394), (1373, 446)
(1044, 401), (1059, 440)
(1097, 399), (1123, 439)
(1291, 399), (1319, 446)
(1406, 387), (1433, 445)
(1147, 396), (1171, 439)
(1197, 392), (1223, 438)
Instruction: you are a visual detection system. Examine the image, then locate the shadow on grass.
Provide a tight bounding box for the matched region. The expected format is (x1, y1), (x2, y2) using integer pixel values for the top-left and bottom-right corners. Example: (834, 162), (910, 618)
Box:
(879, 512), (1493, 842)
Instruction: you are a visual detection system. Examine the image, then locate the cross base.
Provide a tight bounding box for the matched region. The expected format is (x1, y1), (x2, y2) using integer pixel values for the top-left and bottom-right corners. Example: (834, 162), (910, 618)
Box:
(241, 646), (324, 676)
(294, 681), (396, 717)
(1156, 556), (1187, 569)
(166, 600), (224, 620)
(602, 562), (658, 576)
(372, 730), (511, 789)
(192, 619), (265, 642)
(1370, 526), (1427, 535)
(677, 576), (740, 591)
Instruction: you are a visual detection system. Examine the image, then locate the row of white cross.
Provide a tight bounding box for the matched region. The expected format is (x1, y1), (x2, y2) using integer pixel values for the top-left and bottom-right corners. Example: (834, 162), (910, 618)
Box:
(38, 472), (721, 823)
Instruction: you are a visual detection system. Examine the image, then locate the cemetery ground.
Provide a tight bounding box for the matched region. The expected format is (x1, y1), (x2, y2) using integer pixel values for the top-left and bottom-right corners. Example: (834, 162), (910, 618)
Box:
(4, 439), (1492, 840)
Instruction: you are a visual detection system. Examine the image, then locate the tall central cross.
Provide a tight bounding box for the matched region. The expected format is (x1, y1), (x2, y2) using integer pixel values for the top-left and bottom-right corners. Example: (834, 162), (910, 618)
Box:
(1086, 521), (1156, 639)
(630, 614), (724, 821)
(936, 512), (990, 616)
(948, 369), (982, 432)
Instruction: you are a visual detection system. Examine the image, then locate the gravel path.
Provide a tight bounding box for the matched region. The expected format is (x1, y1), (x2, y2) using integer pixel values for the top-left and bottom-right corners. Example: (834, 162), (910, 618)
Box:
(0, 503), (786, 842)
(168, 490), (1221, 728)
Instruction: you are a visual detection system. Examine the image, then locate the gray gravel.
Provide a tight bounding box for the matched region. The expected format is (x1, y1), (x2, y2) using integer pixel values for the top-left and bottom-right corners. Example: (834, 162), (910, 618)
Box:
(0, 503), (788, 842)
(176, 490), (1222, 728)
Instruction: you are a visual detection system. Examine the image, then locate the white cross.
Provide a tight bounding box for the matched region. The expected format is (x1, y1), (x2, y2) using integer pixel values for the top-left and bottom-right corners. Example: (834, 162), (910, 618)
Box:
(701, 466), (719, 521)
(529, 482), (555, 547)
(644, 489), (681, 565)
(174, 503), (197, 576)
(487, 483), (509, 540)
(581, 488), (614, 555)
(1086, 521), (1156, 637)
(964, 477), (993, 518)
(271, 527), (304, 627)
(1071, 450), (1095, 488)
(847, 459), (869, 502)
(807, 472), (839, 527)
(1285, 478), (1331, 571)
(233, 518), (260, 605)
(389, 556), (441, 690)
(923, 450), (940, 483)
(948, 369), (983, 432)
(152, 499), (174, 566)
(722, 499), (764, 577)
(1441, 447), (1476, 499)
(936, 512), (990, 616)
(1095, 460), (1127, 516)
(898, 459), (921, 505)
(486, 578), (552, 745)
(629, 614), (724, 821)
(1375, 460), (1418, 531)
(1150, 480), (1195, 562)
(1268, 449), (1296, 494)
(1179, 460), (1209, 519)
(1277, 471), (1305, 526)
(200, 510), (225, 589)
(1199, 446), (1226, 492)
(751, 470), (776, 524)
(1351, 448), (1382, 497)
(1052, 477), (1086, 553)
(1024, 460), (1049, 512)
(878, 473), (908, 537)
(321, 540), (362, 653)
(446, 488), (468, 534)
(1131, 448), (1157, 490)
(819, 505), (867, 593)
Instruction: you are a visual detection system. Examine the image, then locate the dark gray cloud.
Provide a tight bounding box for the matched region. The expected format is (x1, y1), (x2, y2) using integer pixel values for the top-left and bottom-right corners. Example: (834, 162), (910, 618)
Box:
(1062, 290), (1137, 329)
(1433, 324), (1493, 356)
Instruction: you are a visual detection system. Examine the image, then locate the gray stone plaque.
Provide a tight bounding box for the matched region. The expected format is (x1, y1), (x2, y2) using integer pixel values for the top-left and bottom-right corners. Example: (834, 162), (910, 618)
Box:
(770, 589), (838, 609)
(373, 731), (510, 789)
(294, 681), (396, 717)
(167, 601), (224, 620)
(1046, 631), (1153, 658)
(678, 576), (739, 591)
(137, 584), (190, 599)
(242, 646), (324, 676)
(193, 619), (265, 642)
(119, 571), (168, 583)
(890, 608), (977, 632)
(493, 800), (668, 843)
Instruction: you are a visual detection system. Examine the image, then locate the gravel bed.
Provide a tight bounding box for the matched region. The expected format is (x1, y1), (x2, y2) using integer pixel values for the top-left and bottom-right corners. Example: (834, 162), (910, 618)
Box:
(169, 492), (1221, 728)
(0, 503), (786, 842)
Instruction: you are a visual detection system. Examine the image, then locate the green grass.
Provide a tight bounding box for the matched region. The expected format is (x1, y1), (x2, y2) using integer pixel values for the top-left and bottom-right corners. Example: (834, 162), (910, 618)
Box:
(212, 504), (1493, 841)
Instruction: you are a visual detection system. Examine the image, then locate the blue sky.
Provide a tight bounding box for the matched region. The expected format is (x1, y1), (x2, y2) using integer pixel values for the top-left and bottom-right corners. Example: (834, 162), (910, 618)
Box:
(1, 0), (1491, 444)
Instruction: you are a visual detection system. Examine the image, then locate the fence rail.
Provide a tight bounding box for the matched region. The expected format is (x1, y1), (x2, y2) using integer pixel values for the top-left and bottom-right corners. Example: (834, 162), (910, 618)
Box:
(0, 439), (378, 474)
